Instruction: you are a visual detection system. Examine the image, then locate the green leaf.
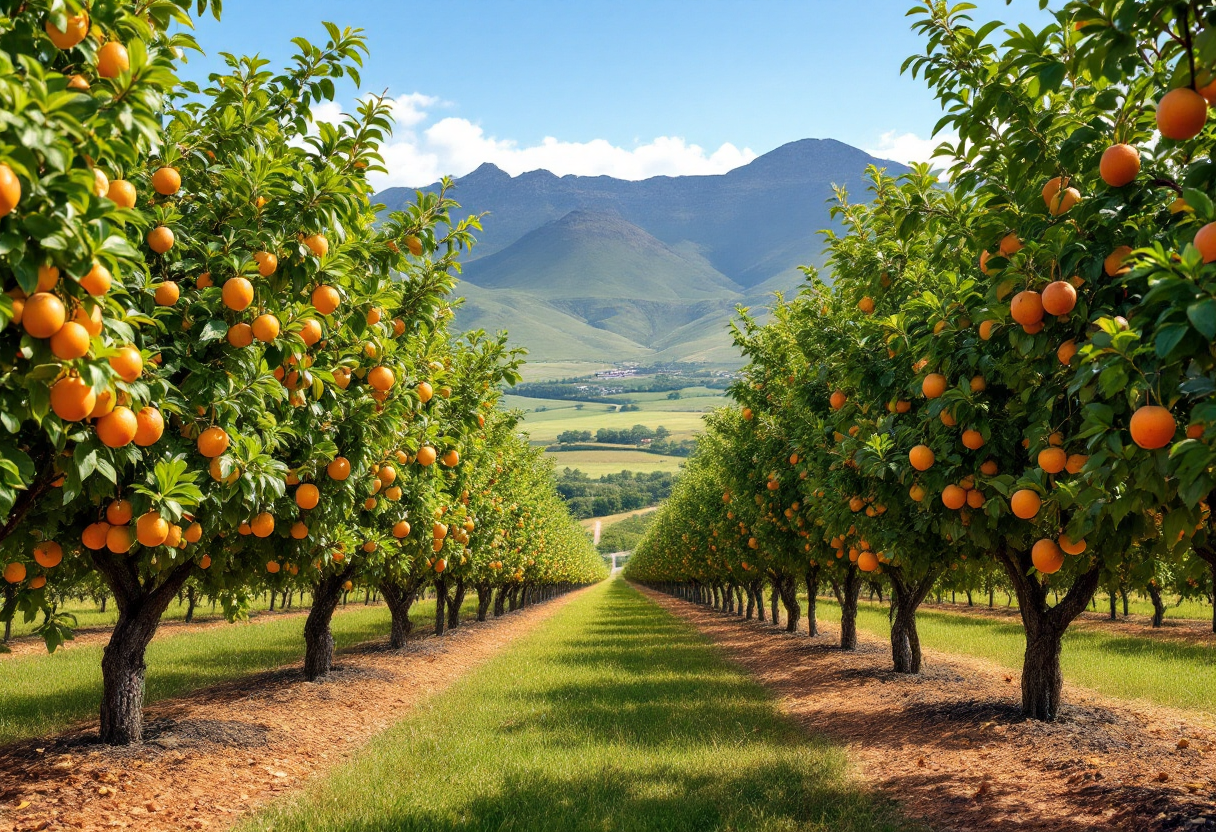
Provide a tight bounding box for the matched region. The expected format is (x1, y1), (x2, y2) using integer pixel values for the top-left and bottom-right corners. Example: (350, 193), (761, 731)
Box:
(1188, 298), (1216, 340)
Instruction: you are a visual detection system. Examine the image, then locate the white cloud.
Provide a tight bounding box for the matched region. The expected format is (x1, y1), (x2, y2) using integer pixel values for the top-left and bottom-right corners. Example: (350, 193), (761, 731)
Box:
(356, 92), (757, 190)
(865, 130), (958, 171)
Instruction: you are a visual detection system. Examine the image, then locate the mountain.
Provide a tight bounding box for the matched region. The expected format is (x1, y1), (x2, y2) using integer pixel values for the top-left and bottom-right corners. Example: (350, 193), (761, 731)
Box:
(376, 138), (907, 364)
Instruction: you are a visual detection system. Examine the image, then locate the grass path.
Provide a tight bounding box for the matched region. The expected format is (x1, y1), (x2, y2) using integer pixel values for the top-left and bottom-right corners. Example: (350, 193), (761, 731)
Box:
(242, 578), (912, 832)
(0, 599), (451, 745)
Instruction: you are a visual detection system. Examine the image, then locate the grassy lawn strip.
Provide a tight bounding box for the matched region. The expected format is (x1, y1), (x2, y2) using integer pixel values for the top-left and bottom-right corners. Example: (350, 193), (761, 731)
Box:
(0, 600), (450, 745)
(809, 597), (1216, 714)
(242, 579), (913, 832)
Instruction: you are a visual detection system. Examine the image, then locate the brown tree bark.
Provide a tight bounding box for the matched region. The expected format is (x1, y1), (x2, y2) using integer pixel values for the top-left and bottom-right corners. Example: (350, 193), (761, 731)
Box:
(304, 566), (354, 681)
(885, 564), (941, 674)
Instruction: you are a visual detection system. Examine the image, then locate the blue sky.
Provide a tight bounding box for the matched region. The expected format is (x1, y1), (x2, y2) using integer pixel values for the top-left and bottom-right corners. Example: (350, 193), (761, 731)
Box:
(186, 1), (1053, 188)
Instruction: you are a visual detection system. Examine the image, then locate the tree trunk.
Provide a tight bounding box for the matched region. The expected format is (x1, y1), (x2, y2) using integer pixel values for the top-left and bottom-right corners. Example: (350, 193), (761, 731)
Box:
(1147, 581), (1165, 628)
(434, 576), (448, 636)
(90, 554), (195, 744)
(269, 590), (276, 612)
(304, 568), (352, 681)
(184, 585), (197, 623)
(493, 586), (507, 617)
(996, 545), (1101, 721)
(381, 579), (418, 649)
(752, 580), (766, 622)
(778, 574), (800, 633)
(744, 584), (755, 619)
(769, 580), (781, 628)
(447, 578), (465, 629)
(1108, 589), (1117, 621)
(476, 583), (492, 621)
(2, 584), (14, 642)
(886, 564), (940, 674)
(965, 589), (973, 607)
(1121, 585), (1130, 618)
(804, 565), (820, 637)
(831, 565), (862, 651)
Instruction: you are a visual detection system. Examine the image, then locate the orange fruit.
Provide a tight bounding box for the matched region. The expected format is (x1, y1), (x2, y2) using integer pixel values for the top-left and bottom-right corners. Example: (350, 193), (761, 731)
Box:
(979, 249), (992, 274)
(1058, 533), (1087, 555)
(1010, 291), (1044, 325)
(858, 297), (875, 314)
(251, 512), (275, 538)
(857, 551), (879, 572)
(379, 465), (397, 485)
(1129, 405), (1176, 449)
(136, 512), (169, 547)
(922, 373), (947, 399)
(1042, 176), (1080, 216)
(33, 541), (62, 568)
(979, 320), (997, 341)
(980, 459), (998, 476)
(1011, 489), (1041, 519)
(82, 522), (111, 550)
(222, 277), (254, 311)
(72, 303), (103, 337)
(154, 282), (180, 306)
(291, 521), (309, 540)
(1038, 447), (1067, 474)
(106, 499), (133, 525)
(133, 407), (164, 446)
(196, 271), (213, 288)
(405, 235), (423, 256)
(363, 497), (377, 510)
(50, 321), (90, 360)
(940, 409), (957, 427)
(22, 292), (65, 338)
(303, 234), (329, 257)
(941, 484), (967, 510)
(147, 226), (174, 254)
(109, 345), (143, 381)
(152, 167), (181, 196)
(1057, 340), (1078, 366)
(227, 322), (254, 348)
(300, 319), (322, 346)
(68, 74), (89, 91)
(311, 284), (339, 314)
(909, 445), (935, 471)
(252, 314), (280, 342)
(333, 367), (352, 389)
(197, 426), (229, 457)
(966, 489), (986, 509)
(1194, 223), (1216, 263)
(1156, 87), (1207, 140)
(999, 233), (1022, 256)
(199, 554), (211, 568)
(830, 390), (846, 410)
(1041, 281), (1077, 316)
(962, 429), (984, 450)
(417, 381), (434, 403)
(416, 446), (437, 466)
(1104, 246), (1133, 276)
(79, 263), (112, 296)
(1099, 144), (1140, 187)
(1187, 423), (1205, 440)
(107, 179), (137, 208)
(1031, 539), (1064, 574)
(384, 486), (402, 501)
(3, 562), (26, 584)
(0, 164), (18, 217)
(97, 42), (130, 78)
(393, 520), (411, 538)
(969, 375), (986, 392)
(369, 366), (395, 391)
(909, 484), (926, 502)
(254, 251), (277, 276)
(37, 265), (60, 292)
(184, 522), (202, 543)
(393, 318), (406, 336)
(266, 560), (280, 574)
(296, 483), (320, 510)
(442, 449), (460, 467)
(1065, 454), (1088, 474)
(327, 457), (351, 480)
(97, 406), (137, 447)
(106, 524), (134, 554)
(46, 12), (89, 49)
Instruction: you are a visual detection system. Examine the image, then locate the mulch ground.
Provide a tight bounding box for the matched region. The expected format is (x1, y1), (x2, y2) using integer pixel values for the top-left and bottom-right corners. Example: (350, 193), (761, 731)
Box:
(0, 592), (583, 832)
(639, 585), (1216, 832)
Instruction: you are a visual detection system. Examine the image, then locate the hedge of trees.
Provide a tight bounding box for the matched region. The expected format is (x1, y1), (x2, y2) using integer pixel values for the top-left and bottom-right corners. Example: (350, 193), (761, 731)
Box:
(0, 1), (605, 745)
(628, 0), (1216, 721)
(555, 469), (675, 518)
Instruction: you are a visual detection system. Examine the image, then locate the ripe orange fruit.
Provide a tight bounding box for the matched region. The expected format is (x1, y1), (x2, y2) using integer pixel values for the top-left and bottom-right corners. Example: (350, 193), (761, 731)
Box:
(333, 367), (352, 389)
(109, 345), (143, 382)
(941, 484), (967, 510)
(199, 554), (212, 568)
(136, 512), (169, 546)
(72, 303), (103, 337)
(152, 167), (181, 196)
(106, 499), (134, 525)
(1099, 144), (1140, 187)
(979, 249), (992, 275)
(417, 381), (434, 403)
(969, 375), (986, 392)
(251, 512), (274, 538)
(184, 522), (202, 543)
(33, 541), (63, 568)
(1188, 423), (1205, 440)
(1041, 281), (1077, 316)
(1042, 176), (1080, 215)
(962, 429), (984, 450)
(197, 426), (229, 457)
(82, 522), (111, 550)
(857, 551), (879, 572)
(966, 489), (986, 509)
(393, 318), (406, 336)
(1104, 246), (1133, 276)
(147, 226), (174, 254)
(379, 465), (397, 485)
(384, 485), (402, 501)
(909, 445), (935, 471)
(1000, 233), (1022, 257)
(311, 284), (340, 314)
(196, 271), (213, 288)
(442, 449), (460, 467)
(68, 73), (90, 91)
(254, 251), (277, 276)
(922, 373), (947, 399)
(227, 323), (254, 348)
(252, 313), (280, 342)
(22, 292), (65, 338)
(97, 42), (130, 78)
(133, 407), (164, 446)
(940, 409), (957, 427)
(858, 297), (875, 314)
(1194, 223), (1216, 263)
(980, 459), (998, 476)
(1156, 87), (1207, 140)
(107, 179), (137, 208)
(1064, 454), (1088, 474)
(978, 320), (997, 341)
(79, 262), (112, 296)
(222, 277), (254, 311)
(1038, 447), (1067, 474)
(266, 560), (280, 574)
(416, 446), (437, 466)
(154, 282), (180, 306)
(291, 521), (309, 540)
(1058, 533), (1087, 555)
(97, 406), (137, 447)
(1058, 340), (1078, 366)
(909, 484), (926, 502)
(300, 319), (322, 346)
(1010, 291), (1044, 325)
(45, 12), (89, 49)
(3, 562), (26, 584)
(393, 520), (411, 538)
(327, 456), (351, 480)
(106, 524), (134, 553)
(1129, 405), (1176, 449)
(369, 366), (395, 391)
(296, 483), (320, 510)
(1031, 539), (1064, 574)
(0, 163), (19, 218)
(303, 234), (329, 257)
(37, 265), (59, 292)
(50, 321), (90, 359)
(405, 235), (423, 256)
(742, 407), (753, 421)
(830, 390), (846, 410)
(1011, 489), (1041, 519)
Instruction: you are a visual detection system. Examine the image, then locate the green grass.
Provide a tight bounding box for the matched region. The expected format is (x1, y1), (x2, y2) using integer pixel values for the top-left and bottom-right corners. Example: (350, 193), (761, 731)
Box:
(808, 596), (1216, 714)
(0, 599), (449, 745)
(242, 579), (911, 832)
(546, 449), (686, 476)
(925, 592), (1214, 622)
(516, 362), (614, 382)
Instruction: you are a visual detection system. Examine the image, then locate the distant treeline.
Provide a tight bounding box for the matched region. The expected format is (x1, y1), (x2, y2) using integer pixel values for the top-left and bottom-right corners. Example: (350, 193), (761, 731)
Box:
(555, 425), (695, 456)
(556, 469), (676, 519)
(512, 371), (730, 402)
(596, 512), (656, 554)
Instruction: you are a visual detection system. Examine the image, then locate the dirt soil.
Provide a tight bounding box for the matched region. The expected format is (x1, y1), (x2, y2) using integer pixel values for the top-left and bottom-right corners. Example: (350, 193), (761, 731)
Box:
(0, 591), (582, 832)
(639, 585), (1216, 832)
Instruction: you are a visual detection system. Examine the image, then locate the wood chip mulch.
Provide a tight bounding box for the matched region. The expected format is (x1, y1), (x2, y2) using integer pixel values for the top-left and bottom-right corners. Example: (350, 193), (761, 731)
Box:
(0, 591), (583, 832)
(637, 584), (1216, 832)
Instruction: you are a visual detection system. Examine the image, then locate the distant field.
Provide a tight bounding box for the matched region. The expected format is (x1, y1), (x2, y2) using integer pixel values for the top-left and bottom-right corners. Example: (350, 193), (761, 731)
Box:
(516, 362), (613, 382)
(523, 408), (709, 444)
(546, 450), (685, 476)
(578, 506), (659, 531)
